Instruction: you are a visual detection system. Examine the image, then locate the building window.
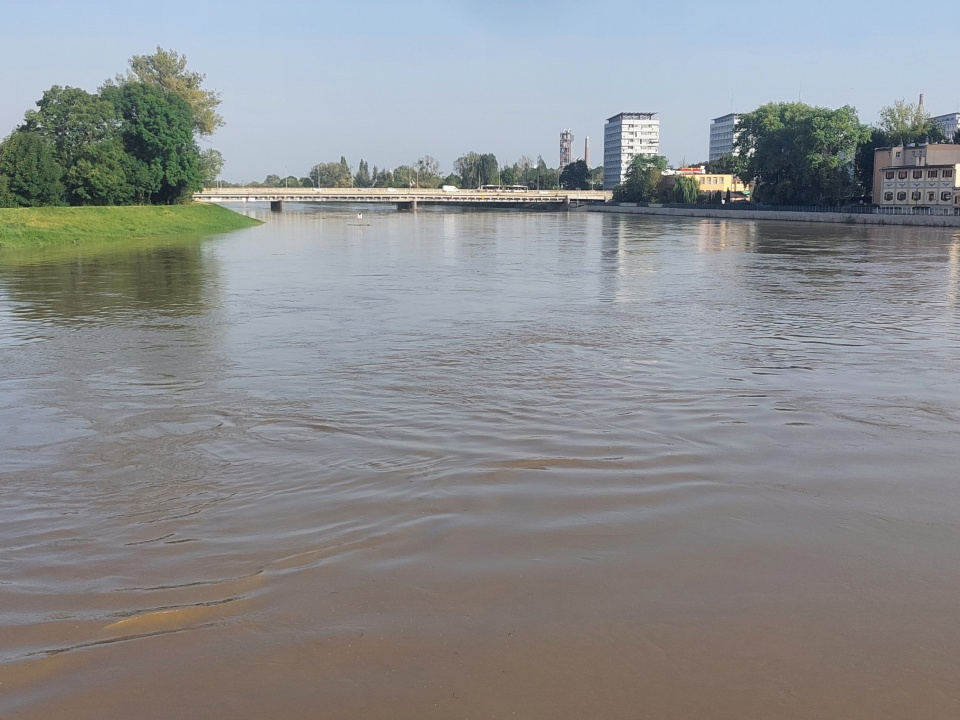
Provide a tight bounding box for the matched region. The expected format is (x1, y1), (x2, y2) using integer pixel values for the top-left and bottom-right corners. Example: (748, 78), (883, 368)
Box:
(913, 170), (923, 179)
(928, 170), (939, 178)
(944, 169), (954, 179)
(884, 192), (894, 202)
(896, 152), (901, 158)
(911, 191), (922, 201)
(942, 192), (952, 201)
(928, 192), (936, 202)
(899, 171), (908, 180)
(885, 171), (895, 180)
(897, 192), (907, 201)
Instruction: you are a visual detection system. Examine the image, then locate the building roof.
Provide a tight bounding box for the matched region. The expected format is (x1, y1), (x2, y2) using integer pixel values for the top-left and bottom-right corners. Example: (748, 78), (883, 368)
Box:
(606, 112), (658, 122)
(711, 113), (740, 123)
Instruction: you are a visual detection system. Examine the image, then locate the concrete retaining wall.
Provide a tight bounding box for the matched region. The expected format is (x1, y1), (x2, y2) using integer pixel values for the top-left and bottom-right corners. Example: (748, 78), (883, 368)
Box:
(582, 204), (960, 228)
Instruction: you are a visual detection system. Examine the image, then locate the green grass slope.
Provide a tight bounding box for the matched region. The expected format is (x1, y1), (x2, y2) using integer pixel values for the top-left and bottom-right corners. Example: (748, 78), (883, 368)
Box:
(0, 204), (260, 249)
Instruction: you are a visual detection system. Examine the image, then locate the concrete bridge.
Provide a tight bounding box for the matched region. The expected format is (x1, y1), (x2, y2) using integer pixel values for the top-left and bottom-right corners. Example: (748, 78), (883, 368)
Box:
(192, 187), (612, 212)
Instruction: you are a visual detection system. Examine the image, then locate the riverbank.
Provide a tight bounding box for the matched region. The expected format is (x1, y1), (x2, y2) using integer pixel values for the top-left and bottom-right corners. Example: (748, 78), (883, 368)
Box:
(0, 204), (261, 249)
(582, 204), (960, 228)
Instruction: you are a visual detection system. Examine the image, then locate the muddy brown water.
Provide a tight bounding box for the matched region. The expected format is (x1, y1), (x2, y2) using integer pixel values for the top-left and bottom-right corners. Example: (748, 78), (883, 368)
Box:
(1, 207), (959, 719)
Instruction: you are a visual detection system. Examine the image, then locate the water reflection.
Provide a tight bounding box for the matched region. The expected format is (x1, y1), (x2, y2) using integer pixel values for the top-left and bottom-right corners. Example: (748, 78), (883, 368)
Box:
(0, 239), (219, 324)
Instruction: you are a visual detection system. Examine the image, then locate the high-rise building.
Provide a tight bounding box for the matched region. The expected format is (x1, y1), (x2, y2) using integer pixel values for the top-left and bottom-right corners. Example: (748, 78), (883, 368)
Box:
(709, 113), (740, 161)
(603, 112), (659, 190)
(584, 137), (590, 168)
(933, 112), (960, 140)
(560, 129), (574, 170)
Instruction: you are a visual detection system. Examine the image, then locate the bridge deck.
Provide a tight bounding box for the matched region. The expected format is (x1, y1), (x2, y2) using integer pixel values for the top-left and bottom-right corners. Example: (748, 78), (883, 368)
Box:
(193, 188), (611, 205)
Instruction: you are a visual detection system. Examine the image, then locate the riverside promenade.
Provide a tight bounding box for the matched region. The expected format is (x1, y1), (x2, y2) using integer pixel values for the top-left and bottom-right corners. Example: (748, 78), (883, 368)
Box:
(583, 204), (960, 228)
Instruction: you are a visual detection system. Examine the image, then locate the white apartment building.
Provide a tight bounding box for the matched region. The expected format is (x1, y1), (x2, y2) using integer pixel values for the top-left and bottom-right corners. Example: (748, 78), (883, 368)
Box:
(932, 112), (959, 140)
(709, 113), (740, 161)
(603, 112), (660, 190)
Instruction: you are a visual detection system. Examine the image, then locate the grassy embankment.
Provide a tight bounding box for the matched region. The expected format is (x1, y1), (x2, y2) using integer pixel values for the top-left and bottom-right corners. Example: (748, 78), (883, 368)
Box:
(0, 204), (260, 250)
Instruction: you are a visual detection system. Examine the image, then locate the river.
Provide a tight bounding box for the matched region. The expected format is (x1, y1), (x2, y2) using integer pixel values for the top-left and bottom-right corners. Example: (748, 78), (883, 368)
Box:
(1, 207), (959, 719)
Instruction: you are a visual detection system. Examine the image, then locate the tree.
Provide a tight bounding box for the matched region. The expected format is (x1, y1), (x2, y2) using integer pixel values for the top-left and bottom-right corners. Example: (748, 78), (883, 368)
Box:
(0, 130), (66, 206)
(588, 165), (604, 189)
(672, 175), (700, 204)
(704, 154), (742, 176)
(104, 82), (203, 204)
(354, 159), (372, 187)
(735, 102), (869, 205)
(66, 137), (132, 205)
(612, 155), (667, 202)
(21, 86), (118, 169)
(0, 174), (13, 208)
(199, 148), (224, 186)
(954, 129), (960, 145)
(454, 152), (481, 188)
(559, 159), (590, 190)
(312, 161), (352, 187)
(416, 155), (440, 177)
(454, 152), (499, 187)
(118, 47), (223, 136)
(877, 99), (945, 146)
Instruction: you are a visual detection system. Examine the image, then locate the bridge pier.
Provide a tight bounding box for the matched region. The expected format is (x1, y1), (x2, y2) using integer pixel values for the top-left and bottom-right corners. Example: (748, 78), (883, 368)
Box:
(396, 199), (418, 212)
(270, 200), (283, 212)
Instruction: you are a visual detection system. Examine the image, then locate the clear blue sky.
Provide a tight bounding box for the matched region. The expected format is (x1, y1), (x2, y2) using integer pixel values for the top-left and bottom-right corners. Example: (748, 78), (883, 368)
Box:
(2, 0), (957, 181)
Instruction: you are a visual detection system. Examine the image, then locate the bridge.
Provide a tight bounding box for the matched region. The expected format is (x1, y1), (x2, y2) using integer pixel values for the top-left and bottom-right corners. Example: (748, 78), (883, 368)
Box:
(192, 187), (612, 212)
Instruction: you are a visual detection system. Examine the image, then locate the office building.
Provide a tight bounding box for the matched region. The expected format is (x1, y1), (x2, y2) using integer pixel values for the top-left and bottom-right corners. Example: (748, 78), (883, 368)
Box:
(709, 113), (740, 161)
(603, 112), (659, 190)
(932, 112), (959, 140)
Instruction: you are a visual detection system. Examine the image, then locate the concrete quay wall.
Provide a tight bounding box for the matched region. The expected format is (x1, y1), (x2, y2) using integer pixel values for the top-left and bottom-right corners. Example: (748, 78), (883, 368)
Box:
(582, 204), (960, 229)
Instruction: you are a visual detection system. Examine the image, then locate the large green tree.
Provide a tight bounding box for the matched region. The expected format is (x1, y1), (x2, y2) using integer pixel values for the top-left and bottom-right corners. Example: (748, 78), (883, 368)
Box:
(671, 175), (701, 204)
(22, 86), (117, 168)
(118, 47), (223, 136)
(877, 100), (945, 146)
(312, 159), (353, 187)
(612, 155), (667, 202)
(735, 102), (869, 205)
(559, 159), (590, 190)
(0, 130), (66, 206)
(103, 82), (203, 204)
(66, 137), (132, 205)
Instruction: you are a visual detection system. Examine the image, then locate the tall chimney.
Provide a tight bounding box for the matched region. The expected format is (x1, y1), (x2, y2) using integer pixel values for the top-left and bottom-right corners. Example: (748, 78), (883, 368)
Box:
(584, 137), (590, 168)
(919, 92), (925, 110)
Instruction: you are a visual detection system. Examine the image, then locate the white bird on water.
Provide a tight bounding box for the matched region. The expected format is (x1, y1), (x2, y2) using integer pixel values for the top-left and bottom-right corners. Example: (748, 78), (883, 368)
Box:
(357, 212), (362, 220)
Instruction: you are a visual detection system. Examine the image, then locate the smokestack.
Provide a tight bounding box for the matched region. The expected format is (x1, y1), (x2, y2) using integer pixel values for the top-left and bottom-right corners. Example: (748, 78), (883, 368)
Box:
(919, 92), (925, 110)
(584, 137), (590, 168)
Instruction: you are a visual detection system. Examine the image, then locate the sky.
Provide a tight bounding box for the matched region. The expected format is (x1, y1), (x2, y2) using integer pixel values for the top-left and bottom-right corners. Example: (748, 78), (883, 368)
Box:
(2, 0), (958, 182)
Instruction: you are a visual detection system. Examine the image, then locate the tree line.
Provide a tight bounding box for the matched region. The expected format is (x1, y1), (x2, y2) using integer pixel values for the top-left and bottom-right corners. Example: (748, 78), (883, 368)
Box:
(614, 98), (960, 206)
(230, 154), (604, 191)
(0, 48), (223, 208)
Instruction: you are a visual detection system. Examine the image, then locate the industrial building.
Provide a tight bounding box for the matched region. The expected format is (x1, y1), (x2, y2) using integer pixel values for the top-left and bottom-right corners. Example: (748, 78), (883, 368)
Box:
(603, 112), (660, 190)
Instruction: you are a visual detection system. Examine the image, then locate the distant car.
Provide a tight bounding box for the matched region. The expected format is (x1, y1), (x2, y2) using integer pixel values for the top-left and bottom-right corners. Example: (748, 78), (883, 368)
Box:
(441, 185), (459, 193)
(387, 188), (398, 193)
